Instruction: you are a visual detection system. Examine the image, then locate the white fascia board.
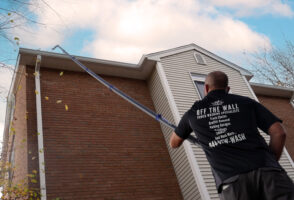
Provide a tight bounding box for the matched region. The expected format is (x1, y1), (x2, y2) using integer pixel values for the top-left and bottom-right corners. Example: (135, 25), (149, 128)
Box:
(147, 44), (252, 78)
(242, 76), (294, 167)
(156, 61), (211, 200)
(250, 82), (294, 98)
(250, 82), (294, 92)
(20, 48), (138, 69)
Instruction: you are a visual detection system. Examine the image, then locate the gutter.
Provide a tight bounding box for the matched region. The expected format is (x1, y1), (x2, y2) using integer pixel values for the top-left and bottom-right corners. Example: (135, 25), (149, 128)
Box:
(34, 55), (47, 200)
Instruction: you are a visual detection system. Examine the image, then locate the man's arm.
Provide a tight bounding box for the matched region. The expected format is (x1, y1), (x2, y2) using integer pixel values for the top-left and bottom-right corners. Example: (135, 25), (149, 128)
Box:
(268, 122), (287, 161)
(169, 111), (193, 149)
(170, 132), (185, 148)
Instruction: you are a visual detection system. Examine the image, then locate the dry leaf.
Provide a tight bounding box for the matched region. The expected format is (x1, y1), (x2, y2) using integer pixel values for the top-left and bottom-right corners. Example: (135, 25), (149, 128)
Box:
(56, 100), (62, 104)
(32, 156), (36, 160)
(31, 179), (37, 183)
(35, 90), (39, 95)
(65, 104), (68, 111)
(59, 71), (64, 76)
(45, 96), (49, 100)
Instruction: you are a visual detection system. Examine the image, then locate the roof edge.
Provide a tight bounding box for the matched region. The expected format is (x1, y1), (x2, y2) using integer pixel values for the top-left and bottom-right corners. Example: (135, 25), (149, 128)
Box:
(146, 43), (253, 77)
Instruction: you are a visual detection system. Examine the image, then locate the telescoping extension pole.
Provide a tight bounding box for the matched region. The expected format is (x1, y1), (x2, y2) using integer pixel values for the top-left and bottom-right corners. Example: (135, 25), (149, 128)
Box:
(52, 45), (200, 145)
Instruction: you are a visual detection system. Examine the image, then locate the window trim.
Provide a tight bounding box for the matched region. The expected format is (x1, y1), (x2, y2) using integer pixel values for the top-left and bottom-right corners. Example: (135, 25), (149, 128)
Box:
(8, 135), (15, 181)
(189, 73), (207, 100)
(291, 93), (294, 109)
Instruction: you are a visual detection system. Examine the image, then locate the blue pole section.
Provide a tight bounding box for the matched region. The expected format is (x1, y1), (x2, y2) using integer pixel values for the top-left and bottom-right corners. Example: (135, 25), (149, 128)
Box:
(52, 45), (200, 146)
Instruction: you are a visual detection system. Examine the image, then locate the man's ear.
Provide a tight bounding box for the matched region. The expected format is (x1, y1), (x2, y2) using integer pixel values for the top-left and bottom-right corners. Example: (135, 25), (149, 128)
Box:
(204, 84), (209, 96)
(226, 86), (230, 93)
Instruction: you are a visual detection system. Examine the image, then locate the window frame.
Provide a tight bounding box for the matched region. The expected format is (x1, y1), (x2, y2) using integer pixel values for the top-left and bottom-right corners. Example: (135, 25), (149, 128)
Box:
(291, 93), (294, 109)
(190, 73), (207, 100)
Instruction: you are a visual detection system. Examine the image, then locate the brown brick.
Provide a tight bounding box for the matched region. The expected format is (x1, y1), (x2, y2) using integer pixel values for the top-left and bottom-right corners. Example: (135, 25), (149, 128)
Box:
(257, 95), (294, 161)
(23, 66), (183, 200)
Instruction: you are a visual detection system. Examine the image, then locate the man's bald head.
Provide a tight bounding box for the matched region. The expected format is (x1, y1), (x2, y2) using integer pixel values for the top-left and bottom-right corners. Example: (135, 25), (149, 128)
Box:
(204, 71), (229, 95)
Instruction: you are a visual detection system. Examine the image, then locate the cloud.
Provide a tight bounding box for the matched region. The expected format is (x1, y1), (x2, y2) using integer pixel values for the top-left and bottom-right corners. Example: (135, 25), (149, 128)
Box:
(208, 0), (294, 17)
(10, 0), (292, 63)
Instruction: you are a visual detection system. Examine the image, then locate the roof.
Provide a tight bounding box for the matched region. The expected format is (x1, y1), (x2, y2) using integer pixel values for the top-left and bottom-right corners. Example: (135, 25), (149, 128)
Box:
(250, 82), (294, 98)
(18, 43), (253, 81)
(19, 48), (156, 80)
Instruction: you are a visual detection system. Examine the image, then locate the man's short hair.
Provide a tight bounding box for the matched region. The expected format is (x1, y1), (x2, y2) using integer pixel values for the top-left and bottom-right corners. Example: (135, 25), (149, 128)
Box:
(206, 71), (228, 89)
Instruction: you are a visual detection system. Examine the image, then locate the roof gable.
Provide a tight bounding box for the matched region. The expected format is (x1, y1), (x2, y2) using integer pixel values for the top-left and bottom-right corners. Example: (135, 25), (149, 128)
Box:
(146, 43), (252, 78)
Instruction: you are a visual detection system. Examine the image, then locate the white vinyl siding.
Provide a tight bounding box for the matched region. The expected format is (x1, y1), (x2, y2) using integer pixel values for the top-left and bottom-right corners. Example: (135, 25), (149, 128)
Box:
(159, 49), (294, 199)
(148, 68), (201, 200)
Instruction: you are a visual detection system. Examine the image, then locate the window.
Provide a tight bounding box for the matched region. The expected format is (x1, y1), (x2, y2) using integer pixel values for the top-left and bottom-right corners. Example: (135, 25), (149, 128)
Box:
(9, 136), (15, 180)
(191, 73), (206, 99)
(194, 53), (206, 65)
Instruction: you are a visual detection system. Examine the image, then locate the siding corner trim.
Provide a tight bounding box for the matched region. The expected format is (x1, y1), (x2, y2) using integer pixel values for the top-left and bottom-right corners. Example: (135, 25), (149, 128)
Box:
(156, 61), (211, 200)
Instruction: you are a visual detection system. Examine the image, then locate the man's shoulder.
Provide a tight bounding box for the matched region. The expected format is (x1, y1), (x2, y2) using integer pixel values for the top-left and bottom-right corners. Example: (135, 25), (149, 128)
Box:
(227, 93), (254, 102)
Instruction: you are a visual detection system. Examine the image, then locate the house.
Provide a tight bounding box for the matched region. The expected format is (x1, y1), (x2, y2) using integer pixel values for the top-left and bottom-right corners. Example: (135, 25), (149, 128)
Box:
(2, 44), (294, 200)
(250, 83), (294, 160)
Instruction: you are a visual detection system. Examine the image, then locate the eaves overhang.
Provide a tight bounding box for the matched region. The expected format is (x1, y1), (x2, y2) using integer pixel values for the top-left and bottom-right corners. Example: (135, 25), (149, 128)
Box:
(19, 48), (157, 80)
(250, 82), (294, 98)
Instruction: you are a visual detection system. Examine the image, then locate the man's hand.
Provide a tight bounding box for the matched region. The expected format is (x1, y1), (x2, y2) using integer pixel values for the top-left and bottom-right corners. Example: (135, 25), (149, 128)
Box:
(268, 122), (287, 161)
(170, 132), (184, 148)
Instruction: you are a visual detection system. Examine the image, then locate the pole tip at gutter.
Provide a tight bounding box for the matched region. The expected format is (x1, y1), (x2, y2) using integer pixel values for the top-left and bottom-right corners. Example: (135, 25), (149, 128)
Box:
(52, 45), (59, 50)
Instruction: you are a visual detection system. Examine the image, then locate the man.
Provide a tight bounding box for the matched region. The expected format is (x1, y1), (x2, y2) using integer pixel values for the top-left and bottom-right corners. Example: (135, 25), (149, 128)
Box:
(169, 71), (294, 200)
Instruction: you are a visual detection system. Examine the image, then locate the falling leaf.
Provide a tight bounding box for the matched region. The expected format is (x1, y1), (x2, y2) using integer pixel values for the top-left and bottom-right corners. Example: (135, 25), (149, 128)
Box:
(10, 19), (14, 23)
(7, 13), (11, 16)
(32, 170), (37, 174)
(31, 179), (37, 183)
(35, 90), (39, 95)
(41, 162), (45, 165)
(37, 132), (40, 135)
(44, 96), (49, 100)
(29, 151), (32, 154)
(56, 100), (62, 104)
(27, 174), (35, 178)
(59, 71), (64, 76)
(33, 72), (38, 76)
(32, 157), (36, 160)
(39, 148), (43, 153)
(65, 104), (68, 111)
(17, 85), (22, 91)
(14, 37), (19, 41)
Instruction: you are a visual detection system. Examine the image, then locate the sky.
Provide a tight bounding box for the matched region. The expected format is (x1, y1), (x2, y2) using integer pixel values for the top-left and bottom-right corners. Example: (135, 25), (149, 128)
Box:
(0, 0), (294, 142)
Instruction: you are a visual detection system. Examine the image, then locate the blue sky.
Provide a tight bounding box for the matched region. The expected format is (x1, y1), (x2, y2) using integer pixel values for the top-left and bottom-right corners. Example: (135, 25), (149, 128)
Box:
(0, 0), (294, 137)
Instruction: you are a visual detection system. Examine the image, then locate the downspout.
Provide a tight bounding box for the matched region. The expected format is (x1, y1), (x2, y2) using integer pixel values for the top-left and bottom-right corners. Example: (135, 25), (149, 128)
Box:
(34, 55), (47, 200)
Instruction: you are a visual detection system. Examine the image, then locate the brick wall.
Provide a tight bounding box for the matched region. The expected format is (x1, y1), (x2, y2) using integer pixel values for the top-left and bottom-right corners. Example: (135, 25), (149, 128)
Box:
(26, 66), (183, 200)
(257, 95), (294, 160)
(5, 67), (29, 188)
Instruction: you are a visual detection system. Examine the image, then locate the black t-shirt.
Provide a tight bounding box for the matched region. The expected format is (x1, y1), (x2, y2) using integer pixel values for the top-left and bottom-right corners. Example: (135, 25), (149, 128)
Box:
(174, 89), (282, 191)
